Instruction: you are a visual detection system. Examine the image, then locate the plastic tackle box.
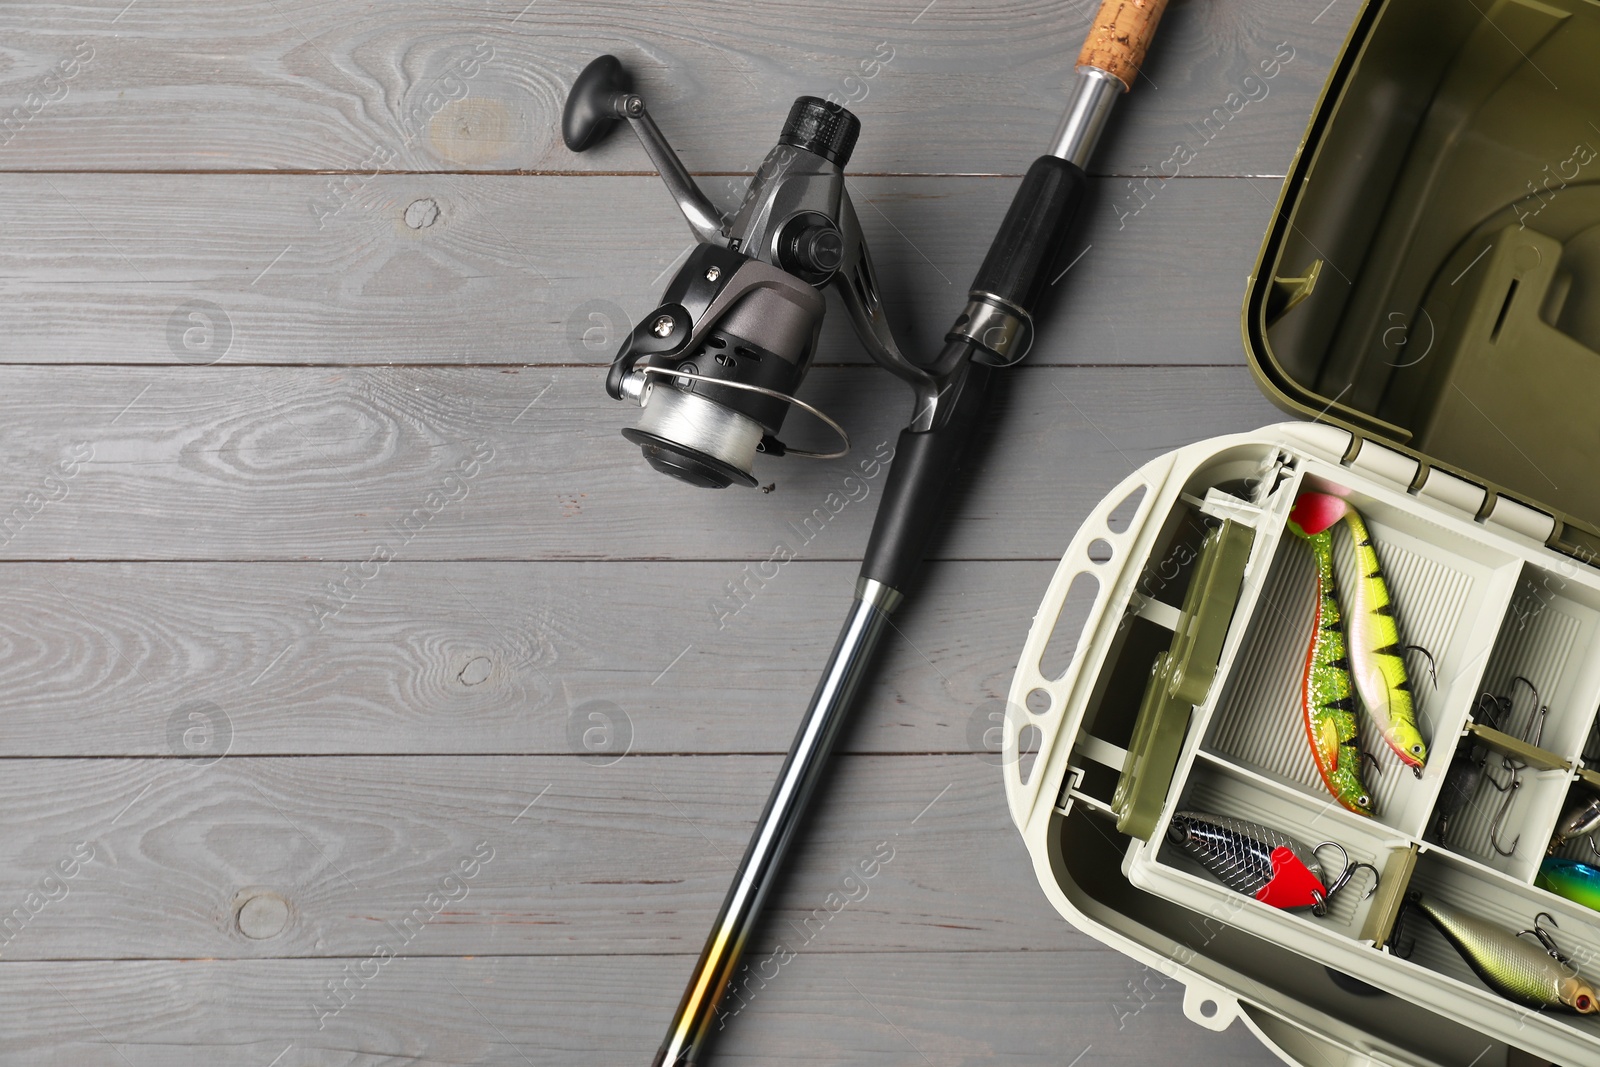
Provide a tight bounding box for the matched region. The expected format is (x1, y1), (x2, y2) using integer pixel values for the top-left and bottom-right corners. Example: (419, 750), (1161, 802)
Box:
(1003, 1), (1600, 1064)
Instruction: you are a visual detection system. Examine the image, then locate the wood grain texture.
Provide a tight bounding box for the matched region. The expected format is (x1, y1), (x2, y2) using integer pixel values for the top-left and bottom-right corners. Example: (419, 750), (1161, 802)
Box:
(0, 2), (1364, 1064)
(0, 560), (1056, 757)
(0, 754), (1084, 959)
(0, 365), (1286, 561)
(0, 952), (1280, 1066)
(0, 0), (1343, 178)
(0, 173), (1278, 366)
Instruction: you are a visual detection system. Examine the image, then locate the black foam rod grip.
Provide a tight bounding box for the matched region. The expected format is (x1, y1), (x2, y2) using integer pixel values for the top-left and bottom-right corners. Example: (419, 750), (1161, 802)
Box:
(970, 155), (1088, 314)
(859, 356), (992, 593)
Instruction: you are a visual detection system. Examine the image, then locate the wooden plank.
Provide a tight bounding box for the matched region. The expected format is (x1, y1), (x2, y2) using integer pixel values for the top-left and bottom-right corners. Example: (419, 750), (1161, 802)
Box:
(0, 0), (1348, 178)
(0, 754), (1088, 959)
(0, 364), (1287, 561)
(0, 173), (1278, 366)
(0, 952), (1282, 1066)
(0, 560), (1056, 757)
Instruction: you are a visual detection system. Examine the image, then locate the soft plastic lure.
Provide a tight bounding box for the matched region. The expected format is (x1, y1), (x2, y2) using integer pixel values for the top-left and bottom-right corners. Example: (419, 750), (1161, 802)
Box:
(1537, 858), (1600, 913)
(1287, 496), (1375, 816)
(1293, 492), (1428, 775)
(1167, 811), (1376, 915)
(1401, 896), (1599, 1014)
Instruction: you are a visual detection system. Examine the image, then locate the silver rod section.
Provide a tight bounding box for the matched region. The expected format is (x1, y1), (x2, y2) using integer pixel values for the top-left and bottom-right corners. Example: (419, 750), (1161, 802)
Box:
(653, 577), (903, 1067)
(1048, 66), (1124, 168)
(625, 103), (727, 246)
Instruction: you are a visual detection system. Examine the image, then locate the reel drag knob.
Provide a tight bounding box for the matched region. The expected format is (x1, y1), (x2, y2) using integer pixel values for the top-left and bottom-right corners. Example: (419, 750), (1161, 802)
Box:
(779, 97), (861, 168)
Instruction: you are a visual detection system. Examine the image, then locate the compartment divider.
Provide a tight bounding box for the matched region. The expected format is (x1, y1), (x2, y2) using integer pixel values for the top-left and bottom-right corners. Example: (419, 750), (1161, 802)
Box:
(1122, 468), (1303, 850)
(1193, 749), (1416, 848)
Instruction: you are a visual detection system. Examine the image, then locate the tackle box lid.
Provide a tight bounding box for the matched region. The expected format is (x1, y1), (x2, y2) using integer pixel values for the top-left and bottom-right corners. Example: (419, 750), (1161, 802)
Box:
(1242, 0), (1600, 563)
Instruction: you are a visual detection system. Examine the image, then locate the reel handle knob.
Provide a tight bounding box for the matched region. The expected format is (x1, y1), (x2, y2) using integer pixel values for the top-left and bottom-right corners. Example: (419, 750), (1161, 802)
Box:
(562, 54), (633, 152)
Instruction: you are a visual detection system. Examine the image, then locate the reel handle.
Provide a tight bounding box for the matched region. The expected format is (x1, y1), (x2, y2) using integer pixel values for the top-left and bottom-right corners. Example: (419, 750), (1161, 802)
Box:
(562, 55), (727, 245)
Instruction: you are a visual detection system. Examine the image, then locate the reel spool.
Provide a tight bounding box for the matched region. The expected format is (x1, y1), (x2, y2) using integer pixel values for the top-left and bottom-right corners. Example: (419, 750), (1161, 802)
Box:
(563, 55), (928, 489)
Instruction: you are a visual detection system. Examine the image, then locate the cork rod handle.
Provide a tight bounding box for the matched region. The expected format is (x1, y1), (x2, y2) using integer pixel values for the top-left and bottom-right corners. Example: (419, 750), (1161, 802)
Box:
(1077, 0), (1170, 91)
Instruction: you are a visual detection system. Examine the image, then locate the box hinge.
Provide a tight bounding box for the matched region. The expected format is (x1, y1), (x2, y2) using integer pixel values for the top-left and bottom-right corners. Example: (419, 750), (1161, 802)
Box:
(1346, 437), (1419, 489)
(1415, 465), (1487, 518)
(1482, 493), (1556, 544)
(1551, 521), (1600, 570)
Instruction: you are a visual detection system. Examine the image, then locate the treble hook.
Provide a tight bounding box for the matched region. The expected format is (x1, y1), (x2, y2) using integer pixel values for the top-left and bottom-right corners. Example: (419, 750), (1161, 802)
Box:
(1311, 841), (1380, 917)
(1490, 765), (1523, 856)
(1516, 912), (1569, 964)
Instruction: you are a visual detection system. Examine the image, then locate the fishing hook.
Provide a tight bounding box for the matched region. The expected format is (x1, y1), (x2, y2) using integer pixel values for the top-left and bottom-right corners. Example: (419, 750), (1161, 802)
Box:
(1474, 690), (1509, 733)
(1509, 675), (1546, 749)
(1311, 840), (1380, 918)
(1490, 766), (1523, 856)
(1405, 644), (1438, 689)
(1484, 676), (1546, 857)
(1481, 757), (1515, 793)
(1516, 912), (1570, 964)
(1387, 896), (1419, 960)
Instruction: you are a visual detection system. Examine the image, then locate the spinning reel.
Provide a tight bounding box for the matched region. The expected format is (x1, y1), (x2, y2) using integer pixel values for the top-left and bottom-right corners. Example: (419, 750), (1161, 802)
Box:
(562, 55), (962, 489)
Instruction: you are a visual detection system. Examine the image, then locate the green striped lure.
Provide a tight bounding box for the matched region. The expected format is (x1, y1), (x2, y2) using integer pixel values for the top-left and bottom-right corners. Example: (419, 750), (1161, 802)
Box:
(1287, 495), (1374, 817)
(1338, 503), (1429, 774)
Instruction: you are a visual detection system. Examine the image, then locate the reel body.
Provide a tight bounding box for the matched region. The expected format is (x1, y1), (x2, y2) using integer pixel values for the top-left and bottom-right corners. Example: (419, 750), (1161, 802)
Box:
(564, 56), (930, 488)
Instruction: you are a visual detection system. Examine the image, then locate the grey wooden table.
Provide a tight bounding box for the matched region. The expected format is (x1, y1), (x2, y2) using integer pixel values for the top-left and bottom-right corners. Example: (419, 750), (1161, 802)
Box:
(0, 1), (1360, 1063)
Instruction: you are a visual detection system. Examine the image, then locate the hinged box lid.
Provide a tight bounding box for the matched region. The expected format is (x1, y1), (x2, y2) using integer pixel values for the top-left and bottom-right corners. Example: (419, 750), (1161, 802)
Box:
(1243, 0), (1600, 562)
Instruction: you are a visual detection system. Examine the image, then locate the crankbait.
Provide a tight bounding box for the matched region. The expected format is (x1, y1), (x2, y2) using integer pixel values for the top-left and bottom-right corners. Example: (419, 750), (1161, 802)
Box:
(1295, 492), (1429, 775)
(1287, 495), (1375, 815)
(1548, 795), (1600, 857)
(1398, 896), (1599, 1014)
(1167, 811), (1376, 915)
(1536, 858), (1600, 913)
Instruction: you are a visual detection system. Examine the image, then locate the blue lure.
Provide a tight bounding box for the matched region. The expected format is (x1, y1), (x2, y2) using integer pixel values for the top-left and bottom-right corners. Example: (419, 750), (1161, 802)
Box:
(1537, 857), (1600, 913)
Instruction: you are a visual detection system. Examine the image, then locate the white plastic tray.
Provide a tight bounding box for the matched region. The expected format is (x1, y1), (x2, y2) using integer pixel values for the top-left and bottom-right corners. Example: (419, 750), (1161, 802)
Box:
(1005, 422), (1600, 1067)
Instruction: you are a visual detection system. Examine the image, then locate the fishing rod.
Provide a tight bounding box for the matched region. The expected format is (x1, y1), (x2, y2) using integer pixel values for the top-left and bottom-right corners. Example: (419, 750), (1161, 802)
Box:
(561, 2), (1168, 1061)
